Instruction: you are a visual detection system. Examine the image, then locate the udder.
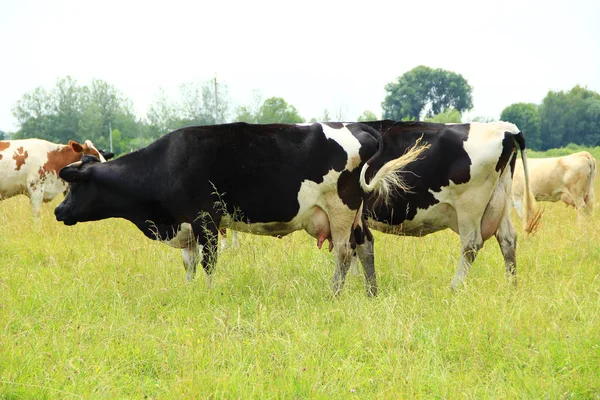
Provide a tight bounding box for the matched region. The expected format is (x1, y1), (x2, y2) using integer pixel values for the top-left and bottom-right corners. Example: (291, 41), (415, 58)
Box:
(304, 206), (333, 251)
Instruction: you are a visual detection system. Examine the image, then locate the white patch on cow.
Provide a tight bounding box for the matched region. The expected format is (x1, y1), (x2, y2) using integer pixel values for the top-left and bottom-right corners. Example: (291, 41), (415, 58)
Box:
(319, 123), (363, 171)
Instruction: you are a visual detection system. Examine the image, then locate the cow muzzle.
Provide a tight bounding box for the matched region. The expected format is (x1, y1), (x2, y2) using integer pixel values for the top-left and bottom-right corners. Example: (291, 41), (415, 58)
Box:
(54, 204), (77, 225)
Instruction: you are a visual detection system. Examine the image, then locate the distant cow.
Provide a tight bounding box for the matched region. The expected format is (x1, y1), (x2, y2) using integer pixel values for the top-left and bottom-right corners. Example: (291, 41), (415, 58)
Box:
(0, 138), (113, 218)
(512, 151), (596, 219)
(352, 120), (540, 292)
(55, 122), (425, 295)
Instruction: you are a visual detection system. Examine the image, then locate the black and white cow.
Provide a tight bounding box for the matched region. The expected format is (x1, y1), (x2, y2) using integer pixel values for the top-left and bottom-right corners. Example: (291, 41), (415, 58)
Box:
(54, 122), (424, 294)
(353, 120), (541, 292)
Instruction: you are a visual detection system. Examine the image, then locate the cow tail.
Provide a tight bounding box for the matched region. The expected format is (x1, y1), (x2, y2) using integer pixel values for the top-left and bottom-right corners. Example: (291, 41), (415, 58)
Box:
(514, 133), (542, 233)
(359, 126), (429, 207)
(583, 152), (596, 213)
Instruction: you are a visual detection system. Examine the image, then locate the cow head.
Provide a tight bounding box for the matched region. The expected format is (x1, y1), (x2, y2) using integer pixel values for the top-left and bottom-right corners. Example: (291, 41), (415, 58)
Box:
(55, 155), (131, 226)
(69, 140), (115, 162)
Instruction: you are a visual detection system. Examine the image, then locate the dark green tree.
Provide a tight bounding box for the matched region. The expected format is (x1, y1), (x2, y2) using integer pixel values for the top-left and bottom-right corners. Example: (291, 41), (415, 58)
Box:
(539, 85), (600, 149)
(424, 108), (462, 123)
(12, 77), (139, 155)
(357, 110), (378, 122)
(234, 90), (262, 123)
(146, 88), (178, 138)
(382, 66), (473, 120)
(255, 97), (303, 123)
(500, 103), (542, 150)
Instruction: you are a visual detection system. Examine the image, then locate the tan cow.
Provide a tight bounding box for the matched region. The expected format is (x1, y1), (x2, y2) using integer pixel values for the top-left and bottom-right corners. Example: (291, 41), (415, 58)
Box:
(512, 151), (596, 220)
(0, 138), (113, 218)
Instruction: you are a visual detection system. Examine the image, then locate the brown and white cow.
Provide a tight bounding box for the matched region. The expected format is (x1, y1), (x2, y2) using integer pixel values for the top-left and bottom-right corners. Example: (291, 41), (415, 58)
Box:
(512, 151), (596, 220)
(0, 138), (113, 218)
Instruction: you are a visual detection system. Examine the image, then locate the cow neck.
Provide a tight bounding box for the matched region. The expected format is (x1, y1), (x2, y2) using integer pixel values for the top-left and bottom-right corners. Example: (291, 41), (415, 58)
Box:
(41, 144), (86, 177)
(96, 150), (161, 201)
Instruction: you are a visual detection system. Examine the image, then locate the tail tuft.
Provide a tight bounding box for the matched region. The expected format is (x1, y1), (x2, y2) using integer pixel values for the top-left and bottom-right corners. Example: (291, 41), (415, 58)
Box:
(360, 138), (429, 207)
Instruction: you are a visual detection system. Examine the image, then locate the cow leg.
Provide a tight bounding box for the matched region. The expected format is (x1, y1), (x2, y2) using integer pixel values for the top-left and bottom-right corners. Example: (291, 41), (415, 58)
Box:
(220, 229), (239, 251)
(230, 231), (239, 248)
(181, 240), (202, 282)
(27, 184), (44, 220)
(495, 213), (517, 285)
(574, 197), (588, 223)
(356, 235), (377, 297)
(513, 198), (523, 218)
(199, 227), (219, 287)
(331, 242), (353, 295)
(451, 224), (483, 290)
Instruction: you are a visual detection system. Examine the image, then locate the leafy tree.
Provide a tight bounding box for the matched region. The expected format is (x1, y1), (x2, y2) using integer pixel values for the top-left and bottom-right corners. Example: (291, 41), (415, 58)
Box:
(424, 108), (462, 123)
(235, 106), (257, 123)
(53, 77), (87, 143)
(309, 109), (332, 123)
(146, 80), (231, 139)
(146, 88), (178, 138)
(237, 96), (304, 124)
(539, 85), (600, 149)
(11, 86), (56, 140)
(357, 110), (378, 122)
(200, 80), (229, 124)
(12, 77), (139, 154)
(469, 116), (497, 123)
(256, 97), (303, 124)
(12, 86), (53, 126)
(382, 66), (473, 120)
(234, 90), (263, 123)
(78, 102), (103, 142)
(500, 103), (542, 150)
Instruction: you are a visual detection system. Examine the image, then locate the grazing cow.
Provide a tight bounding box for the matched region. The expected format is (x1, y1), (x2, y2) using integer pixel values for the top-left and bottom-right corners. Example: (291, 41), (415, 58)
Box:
(54, 122), (425, 295)
(0, 138), (113, 218)
(512, 151), (596, 220)
(352, 120), (541, 293)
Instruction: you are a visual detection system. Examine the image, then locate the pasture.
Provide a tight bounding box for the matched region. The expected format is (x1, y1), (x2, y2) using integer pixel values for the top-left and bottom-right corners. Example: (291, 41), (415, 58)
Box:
(1, 181), (600, 398)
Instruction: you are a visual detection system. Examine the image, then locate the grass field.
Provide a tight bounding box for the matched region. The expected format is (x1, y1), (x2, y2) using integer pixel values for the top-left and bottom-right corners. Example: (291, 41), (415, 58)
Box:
(1, 179), (600, 398)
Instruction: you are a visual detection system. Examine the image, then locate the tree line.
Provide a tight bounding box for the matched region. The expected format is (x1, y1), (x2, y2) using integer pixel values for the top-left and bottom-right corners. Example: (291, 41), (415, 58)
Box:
(6, 67), (599, 154)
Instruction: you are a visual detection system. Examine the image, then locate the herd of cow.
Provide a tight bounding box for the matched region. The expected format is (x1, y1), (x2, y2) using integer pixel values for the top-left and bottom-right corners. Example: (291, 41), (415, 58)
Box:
(0, 120), (596, 296)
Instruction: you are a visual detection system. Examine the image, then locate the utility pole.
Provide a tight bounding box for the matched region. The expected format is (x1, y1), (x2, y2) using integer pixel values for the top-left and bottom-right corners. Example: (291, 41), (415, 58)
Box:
(213, 74), (219, 124)
(109, 122), (113, 153)
(138, 120), (142, 149)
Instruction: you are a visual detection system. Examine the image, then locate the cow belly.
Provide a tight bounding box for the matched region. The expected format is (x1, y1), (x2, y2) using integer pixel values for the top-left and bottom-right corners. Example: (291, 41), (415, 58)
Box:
(223, 205), (331, 241)
(535, 191), (563, 203)
(369, 203), (457, 237)
(0, 166), (28, 199)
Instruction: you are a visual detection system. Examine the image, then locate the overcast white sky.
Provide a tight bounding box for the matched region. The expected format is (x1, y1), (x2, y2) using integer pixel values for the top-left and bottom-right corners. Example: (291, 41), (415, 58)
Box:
(1, 0), (599, 132)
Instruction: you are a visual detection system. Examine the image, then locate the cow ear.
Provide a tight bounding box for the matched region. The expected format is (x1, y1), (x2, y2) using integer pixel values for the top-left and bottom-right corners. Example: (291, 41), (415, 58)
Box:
(59, 164), (91, 182)
(70, 140), (84, 153)
(102, 151), (115, 160)
(59, 156), (99, 182)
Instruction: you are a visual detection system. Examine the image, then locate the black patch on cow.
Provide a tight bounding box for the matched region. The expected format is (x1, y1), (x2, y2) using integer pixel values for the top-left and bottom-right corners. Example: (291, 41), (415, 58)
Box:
(323, 122), (345, 129)
(337, 168), (363, 210)
(359, 120), (472, 225)
(495, 132), (516, 173)
(346, 123), (381, 166)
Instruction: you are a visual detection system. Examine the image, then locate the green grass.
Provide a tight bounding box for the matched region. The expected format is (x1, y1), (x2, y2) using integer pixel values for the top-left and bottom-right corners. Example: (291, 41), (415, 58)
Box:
(1, 185), (600, 398)
(529, 143), (600, 159)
